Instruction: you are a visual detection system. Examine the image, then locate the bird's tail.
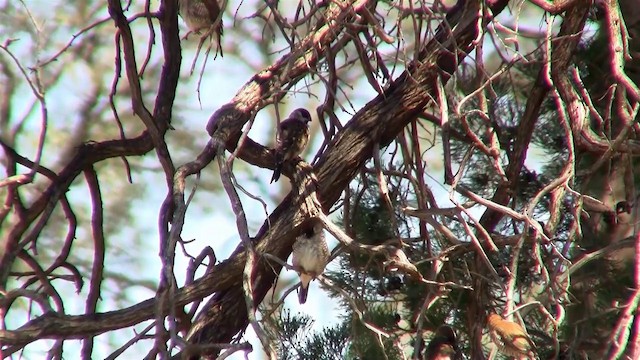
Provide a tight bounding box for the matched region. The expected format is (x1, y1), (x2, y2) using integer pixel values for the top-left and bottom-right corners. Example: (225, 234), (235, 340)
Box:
(271, 163), (283, 183)
(271, 152), (284, 183)
(298, 284), (309, 304)
(298, 273), (312, 304)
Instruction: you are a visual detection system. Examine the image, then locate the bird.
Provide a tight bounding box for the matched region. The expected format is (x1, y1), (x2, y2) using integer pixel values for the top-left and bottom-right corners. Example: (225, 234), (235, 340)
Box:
(614, 201), (633, 226)
(383, 245), (422, 280)
(603, 200), (634, 244)
(606, 200), (636, 267)
(424, 325), (461, 360)
(487, 313), (537, 359)
(292, 220), (330, 304)
(178, 0), (224, 52)
(270, 108), (312, 183)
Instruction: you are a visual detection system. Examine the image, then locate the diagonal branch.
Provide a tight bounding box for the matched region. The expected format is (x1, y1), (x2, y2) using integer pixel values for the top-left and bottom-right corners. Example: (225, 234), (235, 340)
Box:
(478, 2), (591, 232)
(0, 0), (512, 354)
(187, 0), (509, 356)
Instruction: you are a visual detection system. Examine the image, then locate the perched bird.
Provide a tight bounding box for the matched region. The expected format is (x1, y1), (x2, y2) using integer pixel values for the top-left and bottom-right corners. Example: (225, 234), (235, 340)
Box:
(606, 200), (636, 267)
(270, 108), (312, 183)
(383, 245), (421, 280)
(614, 201), (633, 226)
(487, 313), (537, 359)
(603, 200), (634, 244)
(178, 0), (224, 51)
(292, 221), (330, 304)
(424, 325), (461, 360)
(596, 201), (633, 233)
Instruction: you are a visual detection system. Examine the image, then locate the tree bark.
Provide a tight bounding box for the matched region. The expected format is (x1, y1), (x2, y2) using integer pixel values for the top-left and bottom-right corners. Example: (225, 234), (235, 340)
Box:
(187, 0), (509, 357)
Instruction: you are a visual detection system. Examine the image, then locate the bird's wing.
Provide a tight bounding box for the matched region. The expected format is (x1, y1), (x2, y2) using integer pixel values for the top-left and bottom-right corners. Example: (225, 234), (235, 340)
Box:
(203, 0), (222, 22)
(512, 333), (536, 351)
(279, 119), (308, 156)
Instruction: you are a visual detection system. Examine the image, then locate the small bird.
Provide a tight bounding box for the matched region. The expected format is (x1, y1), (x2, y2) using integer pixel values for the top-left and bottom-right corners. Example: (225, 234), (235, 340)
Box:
(606, 200), (636, 266)
(383, 245), (422, 280)
(615, 201), (633, 226)
(292, 220), (330, 304)
(604, 200), (634, 245)
(271, 108), (312, 183)
(424, 325), (461, 360)
(487, 313), (537, 359)
(178, 0), (224, 51)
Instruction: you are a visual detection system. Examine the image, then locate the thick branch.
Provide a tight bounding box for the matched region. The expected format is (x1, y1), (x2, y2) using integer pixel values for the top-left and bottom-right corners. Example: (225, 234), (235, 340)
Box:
(187, 0), (509, 355)
(0, 0), (512, 352)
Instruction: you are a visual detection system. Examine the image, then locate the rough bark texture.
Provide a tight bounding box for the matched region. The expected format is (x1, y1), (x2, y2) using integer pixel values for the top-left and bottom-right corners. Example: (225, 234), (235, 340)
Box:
(187, 0), (509, 356)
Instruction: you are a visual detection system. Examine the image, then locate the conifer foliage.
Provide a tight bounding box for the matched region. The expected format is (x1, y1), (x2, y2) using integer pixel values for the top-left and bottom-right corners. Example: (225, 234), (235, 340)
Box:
(1, 0), (639, 359)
